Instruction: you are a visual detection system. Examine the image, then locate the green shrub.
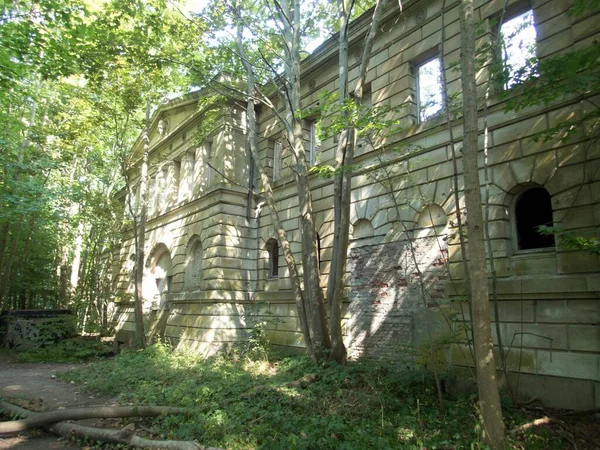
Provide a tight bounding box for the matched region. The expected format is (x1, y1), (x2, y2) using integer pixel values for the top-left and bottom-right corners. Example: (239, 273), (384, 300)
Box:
(16, 337), (115, 363)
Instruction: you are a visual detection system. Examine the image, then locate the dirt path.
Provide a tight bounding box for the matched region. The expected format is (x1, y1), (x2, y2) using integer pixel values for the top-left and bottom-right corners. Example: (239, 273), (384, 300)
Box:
(0, 352), (118, 450)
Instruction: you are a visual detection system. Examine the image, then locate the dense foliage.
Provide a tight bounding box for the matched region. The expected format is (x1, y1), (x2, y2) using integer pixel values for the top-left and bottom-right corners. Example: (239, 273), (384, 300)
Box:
(0, 0), (195, 329)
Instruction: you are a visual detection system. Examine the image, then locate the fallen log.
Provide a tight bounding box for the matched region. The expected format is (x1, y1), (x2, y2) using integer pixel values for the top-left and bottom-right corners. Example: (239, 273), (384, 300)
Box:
(0, 401), (222, 450)
(0, 403), (192, 434)
(49, 422), (219, 450)
(509, 416), (551, 434)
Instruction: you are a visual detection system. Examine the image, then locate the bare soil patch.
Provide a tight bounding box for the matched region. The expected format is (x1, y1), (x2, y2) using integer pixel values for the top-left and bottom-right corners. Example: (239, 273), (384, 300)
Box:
(0, 351), (118, 450)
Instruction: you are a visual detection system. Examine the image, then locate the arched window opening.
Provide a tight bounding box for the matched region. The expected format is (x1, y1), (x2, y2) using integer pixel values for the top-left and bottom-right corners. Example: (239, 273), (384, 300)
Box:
(127, 253), (136, 293)
(514, 187), (555, 250)
(145, 244), (173, 310)
(155, 251), (173, 305)
(266, 238), (279, 278)
(185, 237), (203, 290)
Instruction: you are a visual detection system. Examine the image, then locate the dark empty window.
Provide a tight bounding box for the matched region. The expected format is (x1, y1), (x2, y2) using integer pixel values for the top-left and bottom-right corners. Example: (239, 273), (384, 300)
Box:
(267, 239), (279, 277)
(515, 187), (554, 250)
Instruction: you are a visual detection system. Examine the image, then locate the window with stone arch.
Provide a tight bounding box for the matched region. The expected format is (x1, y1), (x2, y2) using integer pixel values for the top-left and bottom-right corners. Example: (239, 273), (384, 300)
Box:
(127, 253), (136, 293)
(512, 186), (555, 251)
(185, 236), (203, 290)
(146, 244), (173, 309)
(266, 238), (279, 278)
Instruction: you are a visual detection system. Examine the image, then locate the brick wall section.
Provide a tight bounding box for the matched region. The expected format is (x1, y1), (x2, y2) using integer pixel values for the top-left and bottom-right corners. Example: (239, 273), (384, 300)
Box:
(346, 236), (450, 360)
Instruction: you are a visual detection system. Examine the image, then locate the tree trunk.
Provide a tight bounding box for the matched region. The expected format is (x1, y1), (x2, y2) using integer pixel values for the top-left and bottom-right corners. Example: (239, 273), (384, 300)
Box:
(69, 219), (85, 297)
(77, 227), (94, 305)
(327, 0), (352, 364)
(0, 226), (22, 308)
(458, 1), (505, 448)
(0, 404), (193, 434)
(440, 0), (475, 366)
(12, 217), (36, 310)
(0, 99), (37, 309)
(0, 222), (9, 285)
(134, 102), (151, 349)
(327, 0), (390, 364)
(277, 0), (330, 359)
(58, 258), (69, 308)
(0, 402), (217, 450)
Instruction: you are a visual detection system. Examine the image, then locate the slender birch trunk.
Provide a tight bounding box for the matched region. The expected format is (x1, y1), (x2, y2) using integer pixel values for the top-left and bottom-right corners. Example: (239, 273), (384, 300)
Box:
(277, 0), (330, 359)
(69, 219), (85, 297)
(440, 0), (476, 365)
(327, 0), (352, 364)
(133, 103), (151, 349)
(233, 12), (314, 355)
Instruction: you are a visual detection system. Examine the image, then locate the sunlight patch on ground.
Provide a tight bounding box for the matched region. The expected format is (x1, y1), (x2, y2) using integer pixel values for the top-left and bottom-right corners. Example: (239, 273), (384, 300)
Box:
(243, 360), (279, 376)
(3, 384), (23, 392)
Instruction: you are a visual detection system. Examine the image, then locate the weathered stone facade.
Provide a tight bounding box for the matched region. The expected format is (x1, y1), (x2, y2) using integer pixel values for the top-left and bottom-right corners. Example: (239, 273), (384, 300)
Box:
(112, 0), (600, 410)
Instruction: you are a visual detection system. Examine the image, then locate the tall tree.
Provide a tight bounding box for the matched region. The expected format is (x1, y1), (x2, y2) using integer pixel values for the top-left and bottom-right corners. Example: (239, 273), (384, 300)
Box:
(0, 0), (89, 310)
(458, 0), (504, 447)
(0, 0), (193, 340)
(231, 0), (315, 354)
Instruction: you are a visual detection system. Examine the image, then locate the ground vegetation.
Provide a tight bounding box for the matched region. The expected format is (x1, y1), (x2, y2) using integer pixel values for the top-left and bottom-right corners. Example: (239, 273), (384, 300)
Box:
(51, 344), (596, 449)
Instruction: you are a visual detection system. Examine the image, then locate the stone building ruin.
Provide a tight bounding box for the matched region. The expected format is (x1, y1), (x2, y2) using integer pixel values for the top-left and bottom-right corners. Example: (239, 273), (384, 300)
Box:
(111, 0), (600, 411)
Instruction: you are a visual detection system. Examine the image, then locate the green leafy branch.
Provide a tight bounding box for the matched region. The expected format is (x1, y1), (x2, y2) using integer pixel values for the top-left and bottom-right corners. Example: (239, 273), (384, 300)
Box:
(537, 225), (600, 255)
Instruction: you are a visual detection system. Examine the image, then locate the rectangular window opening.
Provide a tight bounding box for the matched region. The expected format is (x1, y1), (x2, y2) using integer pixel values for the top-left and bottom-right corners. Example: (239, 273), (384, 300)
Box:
(303, 119), (322, 166)
(205, 140), (213, 184)
(416, 56), (443, 122)
(310, 120), (322, 166)
(500, 9), (537, 89)
(273, 141), (282, 181)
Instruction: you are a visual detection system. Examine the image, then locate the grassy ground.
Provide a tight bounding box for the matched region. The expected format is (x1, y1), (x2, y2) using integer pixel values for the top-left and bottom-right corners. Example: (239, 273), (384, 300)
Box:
(54, 343), (592, 449)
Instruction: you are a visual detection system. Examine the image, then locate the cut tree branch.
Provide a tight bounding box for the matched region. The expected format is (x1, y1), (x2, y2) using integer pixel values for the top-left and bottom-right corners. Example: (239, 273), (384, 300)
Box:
(0, 402), (222, 450)
(0, 403), (193, 434)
